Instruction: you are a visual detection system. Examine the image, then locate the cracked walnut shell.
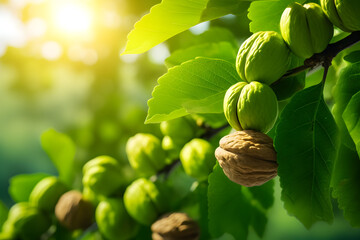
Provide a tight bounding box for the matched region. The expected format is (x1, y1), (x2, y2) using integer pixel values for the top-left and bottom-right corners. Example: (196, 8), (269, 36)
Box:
(151, 212), (199, 240)
(215, 130), (278, 187)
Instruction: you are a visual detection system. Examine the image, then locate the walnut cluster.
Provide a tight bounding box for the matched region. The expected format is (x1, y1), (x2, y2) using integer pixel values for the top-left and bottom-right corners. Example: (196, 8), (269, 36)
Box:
(151, 212), (199, 240)
(215, 130), (278, 187)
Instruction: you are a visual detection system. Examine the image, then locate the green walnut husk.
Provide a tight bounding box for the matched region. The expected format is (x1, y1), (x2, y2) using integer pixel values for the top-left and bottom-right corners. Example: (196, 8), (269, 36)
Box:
(126, 133), (167, 177)
(96, 198), (139, 240)
(160, 117), (196, 141)
(224, 81), (278, 133)
(321, 0), (360, 32)
(123, 178), (166, 226)
(162, 135), (184, 161)
(236, 31), (291, 85)
(280, 2), (333, 59)
(29, 176), (68, 212)
(2, 202), (51, 240)
(180, 138), (215, 181)
(82, 155), (124, 197)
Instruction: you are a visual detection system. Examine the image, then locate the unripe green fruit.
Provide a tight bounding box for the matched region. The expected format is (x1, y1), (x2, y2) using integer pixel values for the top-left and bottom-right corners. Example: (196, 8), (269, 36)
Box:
(96, 198), (139, 240)
(123, 178), (166, 225)
(180, 138), (216, 181)
(82, 156), (124, 196)
(236, 31), (291, 85)
(126, 133), (167, 177)
(160, 118), (196, 142)
(2, 202), (51, 240)
(280, 2), (333, 59)
(223, 81), (278, 133)
(162, 135), (185, 160)
(29, 176), (68, 212)
(321, 0), (360, 32)
(55, 190), (94, 230)
(180, 138), (215, 181)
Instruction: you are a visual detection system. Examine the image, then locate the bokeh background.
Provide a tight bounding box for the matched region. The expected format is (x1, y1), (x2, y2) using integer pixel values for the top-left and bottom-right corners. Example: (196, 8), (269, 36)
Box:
(0, 0), (359, 239)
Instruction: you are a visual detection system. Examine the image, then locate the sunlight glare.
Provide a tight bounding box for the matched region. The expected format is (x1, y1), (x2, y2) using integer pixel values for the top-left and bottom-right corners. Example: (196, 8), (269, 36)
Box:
(53, 3), (92, 34)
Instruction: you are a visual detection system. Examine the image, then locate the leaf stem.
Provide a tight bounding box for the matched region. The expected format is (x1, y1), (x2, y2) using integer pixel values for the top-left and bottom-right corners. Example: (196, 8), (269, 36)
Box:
(321, 66), (329, 84)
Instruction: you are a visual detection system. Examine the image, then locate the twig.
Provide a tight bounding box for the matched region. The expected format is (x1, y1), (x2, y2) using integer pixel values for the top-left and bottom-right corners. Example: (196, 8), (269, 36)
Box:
(274, 31), (360, 84)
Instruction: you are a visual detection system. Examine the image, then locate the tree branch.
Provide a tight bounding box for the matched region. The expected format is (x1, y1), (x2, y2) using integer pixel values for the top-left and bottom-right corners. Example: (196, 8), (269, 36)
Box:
(278, 31), (360, 81)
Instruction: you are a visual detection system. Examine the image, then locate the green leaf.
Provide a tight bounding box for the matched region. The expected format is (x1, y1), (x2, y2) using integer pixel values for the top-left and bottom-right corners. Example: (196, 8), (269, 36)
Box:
(9, 173), (50, 203)
(332, 60), (360, 151)
(201, 0), (250, 21)
(165, 164), (196, 209)
(343, 91), (360, 156)
(193, 113), (228, 129)
(0, 201), (8, 229)
(331, 144), (360, 227)
(122, 0), (209, 55)
(197, 182), (210, 240)
(248, 0), (306, 33)
(165, 41), (237, 68)
(41, 129), (76, 186)
(250, 203), (267, 238)
(274, 83), (338, 229)
(208, 164), (252, 239)
(248, 180), (274, 210)
(146, 57), (240, 123)
(122, 0), (256, 54)
(208, 164), (273, 239)
(343, 50), (360, 63)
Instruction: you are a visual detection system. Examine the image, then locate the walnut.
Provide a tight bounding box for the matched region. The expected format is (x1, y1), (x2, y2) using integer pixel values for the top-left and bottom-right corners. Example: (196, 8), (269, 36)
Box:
(215, 130), (278, 187)
(55, 190), (94, 230)
(151, 213), (200, 240)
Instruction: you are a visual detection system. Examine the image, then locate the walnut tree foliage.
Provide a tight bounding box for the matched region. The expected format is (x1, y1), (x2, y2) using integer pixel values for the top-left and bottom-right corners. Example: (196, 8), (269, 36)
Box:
(2, 0), (360, 239)
(119, 0), (360, 238)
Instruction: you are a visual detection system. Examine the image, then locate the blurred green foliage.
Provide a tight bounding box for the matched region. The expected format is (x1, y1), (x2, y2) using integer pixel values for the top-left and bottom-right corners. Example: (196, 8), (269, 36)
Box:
(0, 0), (359, 239)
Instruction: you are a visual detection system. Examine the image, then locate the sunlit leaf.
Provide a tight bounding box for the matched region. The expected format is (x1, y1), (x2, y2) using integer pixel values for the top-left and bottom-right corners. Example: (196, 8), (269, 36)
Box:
(248, 0), (306, 33)
(123, 0), (260, 54)
(274, 83), (338, 228)
(41, 129), (76, 186)
(165, 42), (237, 68)
(201, 0), (250, 21)
(167, 27), (238, 53)
(146, 57), (240, 123)
(331, 143), (360, 227)
(122, 0), (209, 55)
(9, 173), (50, 203)
(343, 91), (360, 156)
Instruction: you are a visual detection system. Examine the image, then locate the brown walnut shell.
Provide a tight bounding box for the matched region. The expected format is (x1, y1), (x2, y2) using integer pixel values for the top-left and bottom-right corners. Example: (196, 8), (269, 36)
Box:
(151, 212), (199, 240)
(55, 190), (94, 230)
(215, 130), (278, 187)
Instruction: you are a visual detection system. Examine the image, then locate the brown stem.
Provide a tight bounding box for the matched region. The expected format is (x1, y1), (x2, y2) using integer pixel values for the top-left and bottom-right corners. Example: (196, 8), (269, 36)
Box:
(275, 31), (360, 83)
